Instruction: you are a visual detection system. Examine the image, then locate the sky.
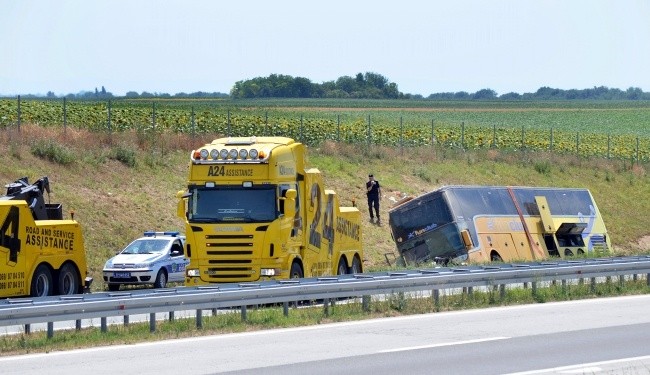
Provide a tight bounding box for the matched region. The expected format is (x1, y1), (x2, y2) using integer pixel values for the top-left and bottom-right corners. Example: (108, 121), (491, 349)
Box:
(1, 0), (649, 97)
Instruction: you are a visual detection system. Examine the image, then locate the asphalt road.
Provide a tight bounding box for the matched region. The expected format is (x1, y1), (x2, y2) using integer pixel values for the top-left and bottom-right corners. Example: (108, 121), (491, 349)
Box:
(2, 295), (650, 374)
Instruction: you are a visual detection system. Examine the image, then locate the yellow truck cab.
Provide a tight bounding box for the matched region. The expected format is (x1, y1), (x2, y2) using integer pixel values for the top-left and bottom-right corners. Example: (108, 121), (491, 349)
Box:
(178, 136), (363, 284)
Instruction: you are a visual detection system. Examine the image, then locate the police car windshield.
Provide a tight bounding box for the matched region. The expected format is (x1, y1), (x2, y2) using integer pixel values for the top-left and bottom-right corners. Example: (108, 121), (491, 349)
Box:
(188, 186), (277, 223)
(121, 239), (168, 254)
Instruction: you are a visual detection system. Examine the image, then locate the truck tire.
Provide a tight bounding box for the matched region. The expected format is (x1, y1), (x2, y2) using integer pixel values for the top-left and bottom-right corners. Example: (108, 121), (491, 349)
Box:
(154, 270), (168, 288)
(337, 258), (348, 275)
(351, 257), (362, 274)
(30, 265), (53, 297)
(57, 263), (80, 295)
(290, 262), (303, 279)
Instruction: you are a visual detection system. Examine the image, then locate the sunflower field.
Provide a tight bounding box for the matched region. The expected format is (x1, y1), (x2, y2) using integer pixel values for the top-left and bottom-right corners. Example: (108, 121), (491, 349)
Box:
(1, 98), (649, 161)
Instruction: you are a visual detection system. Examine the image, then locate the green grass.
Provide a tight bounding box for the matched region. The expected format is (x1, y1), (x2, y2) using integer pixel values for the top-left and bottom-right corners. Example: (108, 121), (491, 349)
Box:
(1, 125), (649, 282)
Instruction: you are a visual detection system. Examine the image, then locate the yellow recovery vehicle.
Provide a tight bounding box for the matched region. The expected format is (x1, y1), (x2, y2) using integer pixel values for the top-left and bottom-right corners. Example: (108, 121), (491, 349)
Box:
(0, 177), (92, 297)
(178, 136), (363, 284)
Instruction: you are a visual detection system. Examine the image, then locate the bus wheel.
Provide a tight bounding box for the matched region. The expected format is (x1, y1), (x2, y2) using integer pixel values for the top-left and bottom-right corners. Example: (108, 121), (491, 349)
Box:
(491, 252), (503, 262)
(577, 249), (585, 255)
(57, 263), (80, 295)
(351, 257), (362, 274)
(290, 262), (303, 279)
(30, 265), (53, 297)
(337, 258), (348, 275)
(565, 249), (574, 257)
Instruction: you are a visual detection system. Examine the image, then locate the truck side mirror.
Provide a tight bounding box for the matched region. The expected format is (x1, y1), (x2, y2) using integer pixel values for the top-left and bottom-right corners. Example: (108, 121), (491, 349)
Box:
(283, 189), (297, 218)
(176, 190), (187, 219)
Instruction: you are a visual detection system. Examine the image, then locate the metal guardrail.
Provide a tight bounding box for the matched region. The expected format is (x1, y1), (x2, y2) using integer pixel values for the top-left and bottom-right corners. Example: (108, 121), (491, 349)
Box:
(2, 256), (650, 333)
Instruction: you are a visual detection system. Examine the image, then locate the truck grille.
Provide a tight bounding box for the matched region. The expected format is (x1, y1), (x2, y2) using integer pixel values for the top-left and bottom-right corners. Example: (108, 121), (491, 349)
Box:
(203, 234), (257, 281)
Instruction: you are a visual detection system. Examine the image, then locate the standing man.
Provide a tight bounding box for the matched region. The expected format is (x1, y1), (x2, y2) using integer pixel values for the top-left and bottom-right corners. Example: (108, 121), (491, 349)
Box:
(366, 174), (382, 224)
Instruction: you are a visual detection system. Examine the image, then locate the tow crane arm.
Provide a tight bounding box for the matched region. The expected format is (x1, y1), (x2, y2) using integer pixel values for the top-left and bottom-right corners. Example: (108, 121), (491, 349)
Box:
(1, 176), (62, 220)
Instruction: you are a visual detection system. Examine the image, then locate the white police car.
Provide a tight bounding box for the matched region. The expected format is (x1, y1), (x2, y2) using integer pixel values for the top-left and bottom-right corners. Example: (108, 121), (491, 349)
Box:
(103, 231), (188, 291)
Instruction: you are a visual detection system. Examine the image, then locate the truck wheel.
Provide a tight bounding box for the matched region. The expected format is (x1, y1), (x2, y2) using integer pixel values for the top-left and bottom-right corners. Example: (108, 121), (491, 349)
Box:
(57, 263), (80, 295)
(30, 265), (53, 297)
(108, 284), (120, 291)
(290, 262), (303, 279)
(337, 258), (348, 275)
(351, 257), (362, 274)
(154, 270), (168, 288)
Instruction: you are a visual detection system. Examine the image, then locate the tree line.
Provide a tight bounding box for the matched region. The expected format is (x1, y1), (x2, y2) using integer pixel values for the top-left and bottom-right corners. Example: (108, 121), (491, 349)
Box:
(5, 72), (650, 100)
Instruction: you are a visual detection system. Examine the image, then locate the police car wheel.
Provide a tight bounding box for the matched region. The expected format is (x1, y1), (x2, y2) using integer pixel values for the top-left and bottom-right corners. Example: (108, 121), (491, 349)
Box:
(108, 284), (120, 291)
(154, 270), (168, 288)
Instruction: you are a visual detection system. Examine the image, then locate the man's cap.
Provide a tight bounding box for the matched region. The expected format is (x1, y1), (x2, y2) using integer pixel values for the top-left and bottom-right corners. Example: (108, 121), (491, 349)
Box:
(368, 174), (374, 177)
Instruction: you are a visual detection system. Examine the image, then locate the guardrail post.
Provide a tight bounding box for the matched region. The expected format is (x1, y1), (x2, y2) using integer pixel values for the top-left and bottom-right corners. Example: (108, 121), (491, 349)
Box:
(76, 319), (81, 331)
(532, 282), (537, 296)
(283, 301), (289, 317)
(362, 295), (371, 312)
(323, 298), (330, 317)
(647, 273), (650, 287)
(432, 289), (440, 311)
(619, 275), (625, 287)
(500, 284), (506, 300)
(196, 309), (203, 329)
(101, 317), (107, 333)
(47, 322), (54, 339)
(124, 315), (129, 326)
(24, 324), (30, 335)
(169, 311), (175, 321)
(562, 280), (567, 293)
(212, 308), (217, 316)
(149, 313), (156, 332)
(241, 305), (247, 322)
(591, 277), (597, 293)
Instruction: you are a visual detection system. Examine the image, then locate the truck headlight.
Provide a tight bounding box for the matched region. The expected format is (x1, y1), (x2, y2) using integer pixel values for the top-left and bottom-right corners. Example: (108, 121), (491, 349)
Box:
(187, 269), (200, 277)
(260, 268), (281, 276)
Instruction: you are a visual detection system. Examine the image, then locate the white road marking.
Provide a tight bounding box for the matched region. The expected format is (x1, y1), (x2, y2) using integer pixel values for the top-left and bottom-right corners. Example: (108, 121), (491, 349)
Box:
(378, 336), (510, 353)
(505, 354), (650, 374)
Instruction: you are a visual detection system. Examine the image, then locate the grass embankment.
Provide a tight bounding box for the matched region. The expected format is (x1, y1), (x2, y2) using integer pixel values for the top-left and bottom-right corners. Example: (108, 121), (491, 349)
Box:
(0, 125), (649, 355)
(1, 126), (649, 286)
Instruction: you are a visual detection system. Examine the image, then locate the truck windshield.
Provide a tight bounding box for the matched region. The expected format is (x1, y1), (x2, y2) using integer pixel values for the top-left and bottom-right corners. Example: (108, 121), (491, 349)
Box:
(188, 186), (277, 223)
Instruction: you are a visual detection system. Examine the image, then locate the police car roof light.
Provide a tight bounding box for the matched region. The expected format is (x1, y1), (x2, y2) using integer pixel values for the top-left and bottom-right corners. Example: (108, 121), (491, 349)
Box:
(143, 231), (180, 237)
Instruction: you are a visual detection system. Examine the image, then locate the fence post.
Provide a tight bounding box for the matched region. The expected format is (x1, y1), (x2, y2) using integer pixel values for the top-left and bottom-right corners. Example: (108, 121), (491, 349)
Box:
(575, 132), (579, 156)
(107, 100), (112, 133)
(300, 114), (304, 143)
(149, 313), (156, 332)
(63, 97), (67, 135)
(17, 95), (21, 132)
(367, 115), (371, 147)
(431, 119), (435, 147)
(399, 116), (403, 154)
(191, 106), (195, 137)
(607, 134), (611, 159)
(492, 124), (496, 148)
(227, 109), (231, 137)
(550, 128), (553, 152)
(636, 137), (640, 165)
(152, 101), (156, 132)
(196, 309), (203, 329)
(337, 114), (341, 142)
(461, 122), (465, 149)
